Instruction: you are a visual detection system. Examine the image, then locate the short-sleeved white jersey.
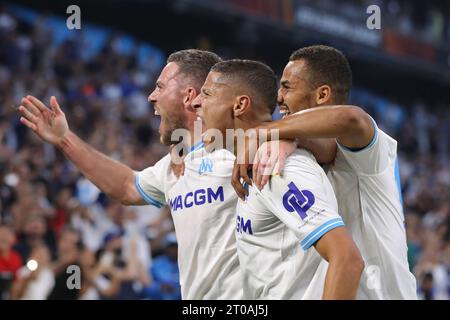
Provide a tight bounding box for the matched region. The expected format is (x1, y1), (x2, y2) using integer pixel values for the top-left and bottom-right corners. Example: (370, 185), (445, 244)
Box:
(136, 144), (242, 299)
(236, 149), (344, 299)
(322, 120), (418, 299)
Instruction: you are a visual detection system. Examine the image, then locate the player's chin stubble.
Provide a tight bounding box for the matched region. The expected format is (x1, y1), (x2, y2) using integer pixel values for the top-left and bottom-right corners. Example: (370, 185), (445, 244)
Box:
(160, 118), (186, 146)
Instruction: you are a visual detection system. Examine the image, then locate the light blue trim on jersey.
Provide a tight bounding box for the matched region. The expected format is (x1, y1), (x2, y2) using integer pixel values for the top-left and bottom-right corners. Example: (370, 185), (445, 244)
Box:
(190, 141), (205, 152)
(337, 117), (378, 153)
(184, 140), (205, 158)
(300, 217), (345, 251)
(394, 157), (404, 207)
(134, 174), (164, 208)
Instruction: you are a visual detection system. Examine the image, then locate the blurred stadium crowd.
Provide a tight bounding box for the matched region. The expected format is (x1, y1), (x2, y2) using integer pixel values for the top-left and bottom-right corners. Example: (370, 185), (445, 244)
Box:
(0, 4), (449, 300)
(302, 0), (450, 44)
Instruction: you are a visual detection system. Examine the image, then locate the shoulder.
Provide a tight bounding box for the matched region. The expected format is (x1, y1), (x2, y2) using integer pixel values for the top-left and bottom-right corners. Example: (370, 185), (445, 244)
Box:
(185, 148), (235, 176)
(157, 153), (173, 167)
(138, 153), (172, 175)
(283, 149), (321, 173)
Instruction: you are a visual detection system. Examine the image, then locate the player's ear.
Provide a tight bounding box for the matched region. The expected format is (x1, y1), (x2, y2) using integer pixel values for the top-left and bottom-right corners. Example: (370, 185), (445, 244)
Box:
(183, 87), (198, 111)
(315, 85), (332, 106)
(233, 95), (251, 117)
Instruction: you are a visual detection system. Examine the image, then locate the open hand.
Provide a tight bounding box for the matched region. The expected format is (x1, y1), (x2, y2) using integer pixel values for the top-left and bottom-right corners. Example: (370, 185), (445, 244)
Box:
(18, 95), (69, 146)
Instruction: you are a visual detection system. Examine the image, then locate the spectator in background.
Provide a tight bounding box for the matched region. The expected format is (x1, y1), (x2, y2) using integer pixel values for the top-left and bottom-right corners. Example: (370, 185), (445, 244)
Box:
(427, 6), (445, 43)
(47, 227), (82, 300)
(0, 4), (448, 300)
(69, 199), (105, 253)
(101, 202), (152, 277)
(414, 102), (434, 156)
(11, 243), (54, 299)
(96, 230), (150, 300)
(418, 272), (435, 300)
(33, 181), (54, 217)
(77, 247), (116, 300)
(49, 187), (73, 237)
(13, 214), (54, 262)
(143, 232), (180, 300)
(0, 162), (16, 222)
(0, 224), (22, 299)
(144, 206), (173, 257)
(405, 211), (423, 271)
(414, 231), (449, 300)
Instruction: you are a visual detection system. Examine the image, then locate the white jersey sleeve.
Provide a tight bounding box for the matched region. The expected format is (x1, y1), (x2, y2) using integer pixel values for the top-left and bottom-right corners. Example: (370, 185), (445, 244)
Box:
(134, 153), (171, 207)
(258, 150), (345, 251)
(336, 118), (394, 175)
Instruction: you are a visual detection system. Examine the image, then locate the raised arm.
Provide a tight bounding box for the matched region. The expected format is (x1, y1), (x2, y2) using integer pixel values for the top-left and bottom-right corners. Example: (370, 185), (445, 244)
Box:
(18, 95), (144, 206)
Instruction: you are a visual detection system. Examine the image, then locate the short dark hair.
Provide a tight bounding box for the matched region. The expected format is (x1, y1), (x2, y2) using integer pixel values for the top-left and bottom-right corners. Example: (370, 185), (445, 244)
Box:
(210, 59), (278, 114)
(167, 49), (222, 91)
(290, 45), (352, 104)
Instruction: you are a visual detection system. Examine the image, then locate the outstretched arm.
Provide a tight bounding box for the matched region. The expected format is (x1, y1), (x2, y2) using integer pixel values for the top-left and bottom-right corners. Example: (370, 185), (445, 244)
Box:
(19, 95), (144, 205)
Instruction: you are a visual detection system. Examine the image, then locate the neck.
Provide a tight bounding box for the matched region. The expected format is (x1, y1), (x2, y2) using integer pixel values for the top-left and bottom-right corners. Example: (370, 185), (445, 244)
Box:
(235, 118), (265, 132)
(229, 116), (273, 157)
(204, 115), (272, 154)
(176, 119), (204, 153)
(191, 120), (205, 146)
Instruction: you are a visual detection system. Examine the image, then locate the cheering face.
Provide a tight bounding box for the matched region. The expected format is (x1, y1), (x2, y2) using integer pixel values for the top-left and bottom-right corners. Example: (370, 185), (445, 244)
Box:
(278, 60), (316, 117)
(148, 62), (187, 145)
(193, 72), (235, 142)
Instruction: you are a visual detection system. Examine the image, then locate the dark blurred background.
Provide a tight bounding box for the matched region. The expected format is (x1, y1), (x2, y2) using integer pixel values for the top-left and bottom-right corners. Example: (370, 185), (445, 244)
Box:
(0, 0), (449, 300)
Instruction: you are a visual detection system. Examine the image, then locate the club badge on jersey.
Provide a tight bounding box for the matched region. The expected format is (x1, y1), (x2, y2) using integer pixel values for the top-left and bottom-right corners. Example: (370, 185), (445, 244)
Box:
(199, 158), (214, 175)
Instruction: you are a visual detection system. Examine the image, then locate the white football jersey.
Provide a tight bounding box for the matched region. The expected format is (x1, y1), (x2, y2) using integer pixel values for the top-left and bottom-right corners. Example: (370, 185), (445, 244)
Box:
(136, 144), (242, 300)
(236, 148), (345, 299)
(135, 153), (174, 209)
(322, 120), (418, 299)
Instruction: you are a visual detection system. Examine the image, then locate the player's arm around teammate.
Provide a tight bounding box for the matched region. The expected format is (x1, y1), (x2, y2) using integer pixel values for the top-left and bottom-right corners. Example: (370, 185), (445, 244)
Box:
(253, 105), (375, 190)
